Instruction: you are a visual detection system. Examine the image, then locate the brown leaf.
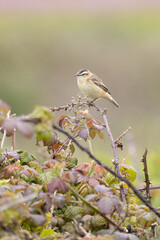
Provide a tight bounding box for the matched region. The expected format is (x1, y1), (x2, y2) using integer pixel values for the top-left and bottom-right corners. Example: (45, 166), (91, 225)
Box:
(57, 115), (75, 128)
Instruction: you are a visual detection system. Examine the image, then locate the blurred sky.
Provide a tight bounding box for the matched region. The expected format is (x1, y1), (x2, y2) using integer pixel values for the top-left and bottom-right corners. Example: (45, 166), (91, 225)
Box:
(0, 0), (160, 162)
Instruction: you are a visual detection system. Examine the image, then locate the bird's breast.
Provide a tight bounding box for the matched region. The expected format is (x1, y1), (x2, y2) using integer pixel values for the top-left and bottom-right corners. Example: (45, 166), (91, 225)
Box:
(77, 77), (103, 99)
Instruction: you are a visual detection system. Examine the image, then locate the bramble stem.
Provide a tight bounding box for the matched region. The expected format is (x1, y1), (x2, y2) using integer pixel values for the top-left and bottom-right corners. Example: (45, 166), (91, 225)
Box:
(102, 113), (126, 203)
(53, 124), (160, 218)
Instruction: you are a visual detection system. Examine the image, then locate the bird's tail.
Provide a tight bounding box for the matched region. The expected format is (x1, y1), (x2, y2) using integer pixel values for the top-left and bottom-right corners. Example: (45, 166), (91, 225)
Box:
(104, 93), (120, 108)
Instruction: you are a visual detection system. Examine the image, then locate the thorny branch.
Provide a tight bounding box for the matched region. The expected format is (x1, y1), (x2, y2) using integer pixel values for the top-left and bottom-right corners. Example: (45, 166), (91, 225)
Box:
(53, 124), (160, 218)
(141, 149), (152, 204)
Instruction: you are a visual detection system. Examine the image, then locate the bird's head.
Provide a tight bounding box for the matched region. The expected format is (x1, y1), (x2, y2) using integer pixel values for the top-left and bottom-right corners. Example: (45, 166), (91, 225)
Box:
(74, 69), (92, 79)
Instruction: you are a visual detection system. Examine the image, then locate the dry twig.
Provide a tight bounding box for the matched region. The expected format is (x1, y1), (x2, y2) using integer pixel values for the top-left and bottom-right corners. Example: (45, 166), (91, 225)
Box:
(141, 149), (152, 203)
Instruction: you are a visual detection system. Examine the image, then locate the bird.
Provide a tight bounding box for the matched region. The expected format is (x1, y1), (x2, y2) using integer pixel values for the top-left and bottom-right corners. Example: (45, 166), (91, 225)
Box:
(74, 69), (119, 108)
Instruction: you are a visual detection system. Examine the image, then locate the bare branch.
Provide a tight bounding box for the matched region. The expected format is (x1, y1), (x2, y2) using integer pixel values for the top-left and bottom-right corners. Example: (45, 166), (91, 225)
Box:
(138, 186), (160, 191)
(87, 102), (126, 203)
(53, 124), (160, 218)
(141, 149), (152, 203)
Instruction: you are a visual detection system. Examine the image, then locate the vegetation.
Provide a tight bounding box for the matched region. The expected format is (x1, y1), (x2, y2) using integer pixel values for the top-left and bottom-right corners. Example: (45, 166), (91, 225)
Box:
(0, 97), (159, 240)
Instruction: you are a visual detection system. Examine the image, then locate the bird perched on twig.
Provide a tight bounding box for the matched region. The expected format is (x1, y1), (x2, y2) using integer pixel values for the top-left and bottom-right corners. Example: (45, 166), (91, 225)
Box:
(74, 69), (119, 108)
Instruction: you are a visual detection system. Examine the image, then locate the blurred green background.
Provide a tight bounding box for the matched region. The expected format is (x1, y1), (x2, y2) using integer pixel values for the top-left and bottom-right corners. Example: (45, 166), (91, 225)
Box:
(0, 1), (160, 204)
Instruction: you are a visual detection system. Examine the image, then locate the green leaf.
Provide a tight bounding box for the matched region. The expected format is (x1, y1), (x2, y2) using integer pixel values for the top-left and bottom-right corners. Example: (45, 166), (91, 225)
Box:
(40, 229), (55, 238)
(0, 179), (10, 185)
(30, 106), (54, 122)
(19, 151), (36, 165)
(120, 164), (137, 182)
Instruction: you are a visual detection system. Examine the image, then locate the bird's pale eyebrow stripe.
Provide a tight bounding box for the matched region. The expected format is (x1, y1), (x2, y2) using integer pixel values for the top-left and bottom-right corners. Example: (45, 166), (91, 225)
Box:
(78, 70), (88, 75)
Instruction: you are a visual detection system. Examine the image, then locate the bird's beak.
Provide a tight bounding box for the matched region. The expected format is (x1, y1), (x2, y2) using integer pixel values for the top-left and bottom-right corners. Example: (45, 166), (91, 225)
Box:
(74, 73), (78, 76)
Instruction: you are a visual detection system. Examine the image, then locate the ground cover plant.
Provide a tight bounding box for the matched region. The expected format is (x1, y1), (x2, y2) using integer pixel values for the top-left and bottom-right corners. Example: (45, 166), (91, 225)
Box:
(0, 97), (160, 240)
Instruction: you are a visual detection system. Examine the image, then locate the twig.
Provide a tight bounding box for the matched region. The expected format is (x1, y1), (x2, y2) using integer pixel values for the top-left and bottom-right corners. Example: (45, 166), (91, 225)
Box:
(68, 185), (125, 232)
(103, 113), (126, 203)
(73, 219), (91, 237)
(115, 127), (131, 144)
(141, 149), (152, 203)
(88, 102), (126, 203)
(138, 186), (160, 191)
(50, 97), (89, 113)
(12, 128), (16, 151)
(1, 129), (6, 150)
(1, 110), (11, 150)
(53, 124), (160, 218)
(56, 137), (70, 154)
(87, 139), (93, 155)
(0, 192), (37, 212)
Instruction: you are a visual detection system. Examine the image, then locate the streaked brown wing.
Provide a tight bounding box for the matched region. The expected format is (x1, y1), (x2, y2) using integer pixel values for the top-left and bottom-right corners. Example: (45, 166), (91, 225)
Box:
(91, 77), (111, 94)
